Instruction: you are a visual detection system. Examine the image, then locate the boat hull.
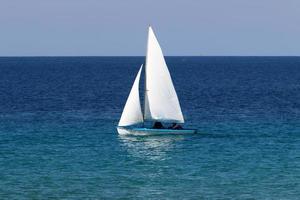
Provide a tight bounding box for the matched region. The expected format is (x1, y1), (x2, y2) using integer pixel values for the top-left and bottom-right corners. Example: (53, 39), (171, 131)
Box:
(117, 127), (197, 136)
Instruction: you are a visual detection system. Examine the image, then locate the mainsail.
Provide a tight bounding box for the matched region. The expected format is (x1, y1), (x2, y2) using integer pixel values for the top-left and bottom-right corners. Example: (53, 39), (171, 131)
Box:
(118, 65), (144, 126)
(144, 27), (184, 123)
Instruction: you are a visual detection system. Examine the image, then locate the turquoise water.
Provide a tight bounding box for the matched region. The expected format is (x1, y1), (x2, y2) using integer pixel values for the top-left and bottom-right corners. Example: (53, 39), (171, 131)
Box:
(0, 57), (300, 199)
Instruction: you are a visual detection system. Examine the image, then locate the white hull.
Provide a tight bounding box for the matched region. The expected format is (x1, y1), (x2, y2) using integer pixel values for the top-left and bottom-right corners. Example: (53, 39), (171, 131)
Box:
(117, 127), (197, 136)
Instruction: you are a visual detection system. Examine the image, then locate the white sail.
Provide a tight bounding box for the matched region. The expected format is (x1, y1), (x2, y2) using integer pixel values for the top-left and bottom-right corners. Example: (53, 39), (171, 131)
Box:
(144, 27), (184, 123)
(118, 65), (144, 126)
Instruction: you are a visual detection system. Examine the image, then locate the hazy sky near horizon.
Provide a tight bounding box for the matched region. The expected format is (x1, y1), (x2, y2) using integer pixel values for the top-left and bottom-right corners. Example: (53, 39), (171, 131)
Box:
(1, 0), (300, 56)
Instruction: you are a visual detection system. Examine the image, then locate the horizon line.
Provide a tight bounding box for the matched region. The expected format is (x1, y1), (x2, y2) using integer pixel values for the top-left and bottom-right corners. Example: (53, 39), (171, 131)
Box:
(1, 55), (300, 57)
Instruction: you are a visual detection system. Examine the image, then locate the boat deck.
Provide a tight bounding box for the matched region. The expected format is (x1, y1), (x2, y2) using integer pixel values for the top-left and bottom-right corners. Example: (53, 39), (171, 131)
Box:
(117, 127), (197, 135)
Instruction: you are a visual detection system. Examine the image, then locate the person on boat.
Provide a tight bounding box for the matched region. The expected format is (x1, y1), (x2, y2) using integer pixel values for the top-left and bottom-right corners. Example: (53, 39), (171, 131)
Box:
(169, 123), (183, 130)
(153, 122), (164, 129)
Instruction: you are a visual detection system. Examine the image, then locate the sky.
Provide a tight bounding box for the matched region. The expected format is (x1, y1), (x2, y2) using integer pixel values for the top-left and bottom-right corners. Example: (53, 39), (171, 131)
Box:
(1, 0), (300, 56)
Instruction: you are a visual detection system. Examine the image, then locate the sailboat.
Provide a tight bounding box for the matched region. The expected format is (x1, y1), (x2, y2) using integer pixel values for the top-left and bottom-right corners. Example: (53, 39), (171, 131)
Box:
(117, 26), (197, 135)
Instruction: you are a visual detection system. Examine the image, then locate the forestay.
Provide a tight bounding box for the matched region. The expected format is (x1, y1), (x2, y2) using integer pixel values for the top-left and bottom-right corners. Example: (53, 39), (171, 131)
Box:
(144, 27), (184, 123)
(118, 65), (144, 126)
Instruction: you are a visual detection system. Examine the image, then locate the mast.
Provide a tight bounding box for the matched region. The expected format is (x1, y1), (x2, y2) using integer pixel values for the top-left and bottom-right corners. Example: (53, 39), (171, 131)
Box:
(143, 26), (150, 121)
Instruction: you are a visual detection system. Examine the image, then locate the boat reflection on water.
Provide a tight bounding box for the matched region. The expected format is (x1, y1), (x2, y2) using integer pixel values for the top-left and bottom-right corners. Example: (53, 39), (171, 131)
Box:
(118, 134), (184, 161)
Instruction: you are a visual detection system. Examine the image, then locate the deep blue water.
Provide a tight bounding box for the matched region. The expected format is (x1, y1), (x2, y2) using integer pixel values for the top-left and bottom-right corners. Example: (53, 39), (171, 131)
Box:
(0, 57), (300, 199)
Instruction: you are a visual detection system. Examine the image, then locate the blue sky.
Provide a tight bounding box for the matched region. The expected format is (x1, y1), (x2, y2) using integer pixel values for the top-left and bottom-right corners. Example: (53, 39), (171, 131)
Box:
(1, 0), (300, 56)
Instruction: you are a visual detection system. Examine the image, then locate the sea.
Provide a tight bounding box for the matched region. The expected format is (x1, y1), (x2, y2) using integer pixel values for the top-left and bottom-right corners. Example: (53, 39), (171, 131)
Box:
(0, 56), (300, 199)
